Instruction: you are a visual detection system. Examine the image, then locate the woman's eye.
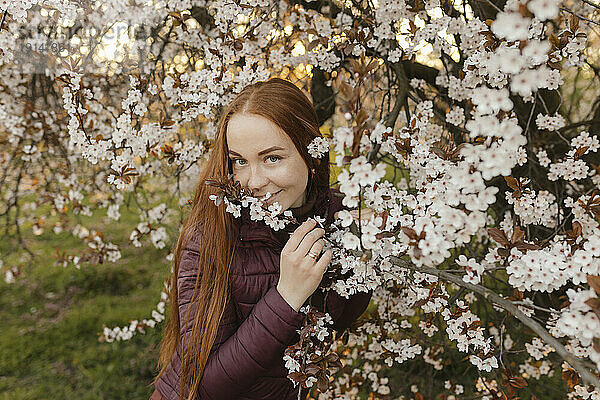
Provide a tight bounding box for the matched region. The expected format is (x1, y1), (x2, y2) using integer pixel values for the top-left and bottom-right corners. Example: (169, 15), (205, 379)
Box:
(232, 159), (246, 166)
(266, 155), (281, 163)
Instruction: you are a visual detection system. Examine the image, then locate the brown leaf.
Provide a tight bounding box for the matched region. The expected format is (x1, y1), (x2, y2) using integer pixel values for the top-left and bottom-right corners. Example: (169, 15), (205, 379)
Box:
(508, 376), (528, 388)
(339, 81), (353, 99)
(364, 60), (379, 76)
(514, 242), (541, 251)
(504, 176), (520, 191)
(584, 298), (600, 318)
(497, 248), (510, 257)
(401, 227), (419, 241)
(355, 108), (369, 127)
(287, 371), (306, 382)
(325, 352), (339, 363)
(511, 226), (525, 244)
(316, 373), (329, 392)
(587, 275), (600, 295)
(305, 364), (321, 375)
(574, 146), (589, 159)
(431, 146), (447, 160)
(343, 43), (355, 56)
(307, 39), (320, 52)
(570, 14), (579, 31)
(518, 2), (533, 17)
(376, 231), (395, 240)
(513, 289), (524, 301)
(573, 221), (582, 237)
(469, 320), (482, 329)
(593, 338), (600, 354)
(563, 369), (579, 389)
(488, 228), (510, 247)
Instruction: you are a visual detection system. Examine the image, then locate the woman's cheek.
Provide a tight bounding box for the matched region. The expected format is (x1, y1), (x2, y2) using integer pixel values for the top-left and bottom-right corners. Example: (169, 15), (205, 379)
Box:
(271, 165), (296, 185)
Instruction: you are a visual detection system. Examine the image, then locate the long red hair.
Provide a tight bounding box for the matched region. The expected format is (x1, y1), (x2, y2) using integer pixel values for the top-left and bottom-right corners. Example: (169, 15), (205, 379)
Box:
(153, 78), (329, 399)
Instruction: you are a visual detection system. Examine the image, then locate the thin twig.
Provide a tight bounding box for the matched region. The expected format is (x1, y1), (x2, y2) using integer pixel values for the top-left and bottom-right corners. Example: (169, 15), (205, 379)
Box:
(578, 0), (600, 11)
(560, 7), (600, 27)
(0, 10), (7, 30)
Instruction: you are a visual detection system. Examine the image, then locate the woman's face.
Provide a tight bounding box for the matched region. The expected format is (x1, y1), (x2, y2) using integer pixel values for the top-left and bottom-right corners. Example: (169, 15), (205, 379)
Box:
(226, 113), (309, 210)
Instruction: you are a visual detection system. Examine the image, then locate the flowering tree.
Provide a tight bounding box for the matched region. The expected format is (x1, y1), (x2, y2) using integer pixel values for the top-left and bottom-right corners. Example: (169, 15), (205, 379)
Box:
(2, 0), (600, 398)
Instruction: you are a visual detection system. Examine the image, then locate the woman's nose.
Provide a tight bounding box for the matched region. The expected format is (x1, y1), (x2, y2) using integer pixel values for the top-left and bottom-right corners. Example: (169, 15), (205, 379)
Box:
(246, 166), (268, 194)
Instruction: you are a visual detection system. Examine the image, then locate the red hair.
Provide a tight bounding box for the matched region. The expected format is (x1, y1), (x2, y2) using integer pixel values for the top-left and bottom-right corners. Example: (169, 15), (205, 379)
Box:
(153, 78), (329, 399)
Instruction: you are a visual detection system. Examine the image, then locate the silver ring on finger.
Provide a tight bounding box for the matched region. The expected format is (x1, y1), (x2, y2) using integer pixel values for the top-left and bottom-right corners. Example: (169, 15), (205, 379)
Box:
(307, 251), (318, 260)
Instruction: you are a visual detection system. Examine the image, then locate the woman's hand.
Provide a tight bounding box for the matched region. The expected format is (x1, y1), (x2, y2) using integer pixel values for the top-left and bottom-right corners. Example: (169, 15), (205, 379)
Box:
(277, 218), (333, 312)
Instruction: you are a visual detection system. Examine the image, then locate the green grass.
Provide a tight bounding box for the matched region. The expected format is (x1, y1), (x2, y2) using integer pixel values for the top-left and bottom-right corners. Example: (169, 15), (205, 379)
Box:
(0, 203), (171, 400)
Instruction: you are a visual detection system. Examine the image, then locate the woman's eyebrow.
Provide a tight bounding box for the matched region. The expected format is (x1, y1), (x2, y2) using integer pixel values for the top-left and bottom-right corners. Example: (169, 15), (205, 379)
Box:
(229, 146), (286, 157)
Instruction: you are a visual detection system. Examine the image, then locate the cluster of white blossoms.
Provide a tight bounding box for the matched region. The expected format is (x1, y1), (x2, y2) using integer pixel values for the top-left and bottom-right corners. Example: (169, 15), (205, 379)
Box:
(519, 358), (554, 380)
(283, 306), (335, 388)
(569, 385), (600, 400)
(130, 203), (170, 249)
(442, 301), (498, 372)
(506, 239), (591, 292)
(545, 131), (599, 182)
(536, 113), (566, 131)
(307, 137), (330, 159)
(215, 190), (315, 232)
(366, 338), (423, 368)
(103, 288), (168, 343)
(423, 347), (445, 370)
(300, 305), (334, 342)
(525, 337), (556, 360)
(571, 131), (600, 153)
(548, 157), (590, 181)
(456, 255), (484, 284)
(0, 0), (37, 22)
(336, 156), (387, 209)
(507, 189), (558, 227)
(446, 107), (465, 126)
(553, 288), (600, 348)
(566, 195), (600, 237)
(328, 253), (380, 297)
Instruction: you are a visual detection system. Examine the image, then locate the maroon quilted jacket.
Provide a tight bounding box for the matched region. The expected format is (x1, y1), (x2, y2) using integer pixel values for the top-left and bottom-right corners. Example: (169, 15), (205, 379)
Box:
(153, 186), (373, 400)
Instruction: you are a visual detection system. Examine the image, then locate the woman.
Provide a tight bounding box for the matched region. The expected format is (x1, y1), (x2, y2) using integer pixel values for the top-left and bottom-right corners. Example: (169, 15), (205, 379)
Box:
(151, 78), (372, 400)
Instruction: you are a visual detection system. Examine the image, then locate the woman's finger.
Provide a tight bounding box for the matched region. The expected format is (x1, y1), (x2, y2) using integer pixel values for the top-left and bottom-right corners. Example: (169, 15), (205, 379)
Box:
(284, 219), (317, 252)
(314, 249), (333, 273)
(306, 239), (326, 261)
(294, 227), (324, 257)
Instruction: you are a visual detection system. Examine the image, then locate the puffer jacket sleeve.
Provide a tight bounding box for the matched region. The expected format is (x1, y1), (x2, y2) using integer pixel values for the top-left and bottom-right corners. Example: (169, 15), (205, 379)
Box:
(178, 236), (305, 400)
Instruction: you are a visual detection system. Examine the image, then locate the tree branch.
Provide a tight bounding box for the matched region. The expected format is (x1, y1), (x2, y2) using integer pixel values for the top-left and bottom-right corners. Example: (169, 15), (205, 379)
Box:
(389, 255), (600, 387)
